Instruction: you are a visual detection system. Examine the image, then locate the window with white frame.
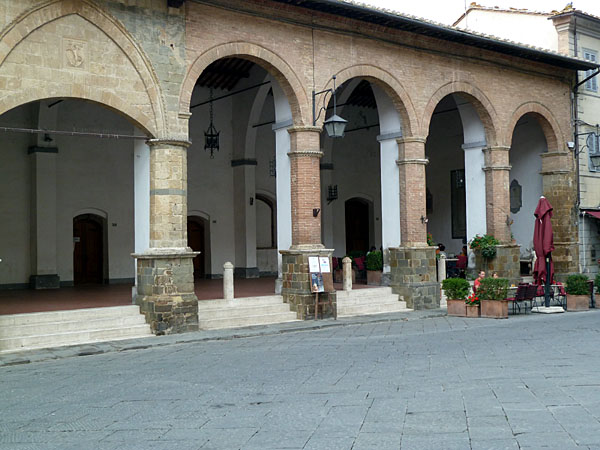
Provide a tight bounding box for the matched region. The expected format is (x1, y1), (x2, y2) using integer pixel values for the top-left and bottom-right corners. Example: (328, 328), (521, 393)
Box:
(583, 49), (598, 92)
(587, 131), (600, 172)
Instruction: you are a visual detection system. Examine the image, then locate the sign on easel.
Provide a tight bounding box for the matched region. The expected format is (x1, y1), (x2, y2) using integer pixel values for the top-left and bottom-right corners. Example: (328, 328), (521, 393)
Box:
(309, 256), (333, 292)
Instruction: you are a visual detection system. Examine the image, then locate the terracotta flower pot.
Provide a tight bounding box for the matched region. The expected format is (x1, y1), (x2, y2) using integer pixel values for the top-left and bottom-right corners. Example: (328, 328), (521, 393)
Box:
(466, 304), (480, 318)
(447, 299), (467, 317)
(367, 270), (382, 285)
(566, 294), (589, 311)
(481, 299), (508, 319)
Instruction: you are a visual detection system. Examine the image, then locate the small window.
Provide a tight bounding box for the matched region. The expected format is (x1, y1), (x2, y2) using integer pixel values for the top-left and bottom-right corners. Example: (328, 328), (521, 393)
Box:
(583, 49), (598, 92)
(587, 132), (600, 172)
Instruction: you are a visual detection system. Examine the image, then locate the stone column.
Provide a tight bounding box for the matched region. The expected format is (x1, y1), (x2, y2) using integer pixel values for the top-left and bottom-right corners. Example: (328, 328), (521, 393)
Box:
(280, 126), (334, 319)
(482, 145), (519, 281)
(232, 159), (258, 278)
(342, 256), (352, 291)
(29, 147), (59, 289)
(223, 262), (234, 300)
(541, 151), (579, 278)
(389, 136), (438, 309)
(273, 120), (293, 294)
(133, 139), (199, 335)
(463, 143), (487, 241)
(378, 132), (402, 284)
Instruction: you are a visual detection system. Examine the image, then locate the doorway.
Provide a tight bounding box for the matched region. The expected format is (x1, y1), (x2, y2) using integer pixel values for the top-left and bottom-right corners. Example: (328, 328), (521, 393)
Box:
(345, 198), (370, 254)
(73, 214), (104, 284)
(187, 216), (207, 279)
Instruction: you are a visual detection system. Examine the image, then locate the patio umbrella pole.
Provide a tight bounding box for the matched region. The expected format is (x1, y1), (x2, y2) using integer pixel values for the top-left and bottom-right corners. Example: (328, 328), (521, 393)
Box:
(544, 255), (551, 308)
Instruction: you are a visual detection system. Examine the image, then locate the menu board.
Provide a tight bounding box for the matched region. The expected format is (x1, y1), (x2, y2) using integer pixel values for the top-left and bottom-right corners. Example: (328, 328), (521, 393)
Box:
(308, 256), (320, 273)
(319, 257), (330, 273)
(311, 273), (324, 293)
(309, 255), (334, 293)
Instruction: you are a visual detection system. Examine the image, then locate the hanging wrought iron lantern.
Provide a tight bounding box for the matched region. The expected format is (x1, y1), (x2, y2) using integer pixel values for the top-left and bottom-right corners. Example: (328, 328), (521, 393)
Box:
(204, 88), (220, 158)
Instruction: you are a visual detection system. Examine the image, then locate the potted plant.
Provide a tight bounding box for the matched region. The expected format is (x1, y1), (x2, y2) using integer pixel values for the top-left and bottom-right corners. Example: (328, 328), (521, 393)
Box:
(465, 292), (480, 318)
(470, 234), (500, 259)
(565, 274), (590, 311)
(366, 250), (383, 285)
(478, 277), (509, 318)
(442, 277), (470, 316)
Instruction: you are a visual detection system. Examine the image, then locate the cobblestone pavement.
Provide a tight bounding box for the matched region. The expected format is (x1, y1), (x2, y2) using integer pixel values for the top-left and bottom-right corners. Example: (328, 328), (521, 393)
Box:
(2, 311), (600, 450)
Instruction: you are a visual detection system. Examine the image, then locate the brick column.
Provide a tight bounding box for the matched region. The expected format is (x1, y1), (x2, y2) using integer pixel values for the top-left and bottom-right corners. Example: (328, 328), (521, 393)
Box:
(482, 146), (519, 281)
(133, 139), (198, 334)
(389, 136), (439, 309)
(288, 126), (323, 248)
(483, 146), (511, 243)
(541, 151), (579, 279)
(280, 126), (334, 319)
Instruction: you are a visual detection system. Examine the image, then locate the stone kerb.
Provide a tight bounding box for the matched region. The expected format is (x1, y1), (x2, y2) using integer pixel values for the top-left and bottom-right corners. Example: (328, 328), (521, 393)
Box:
(389, 246), (439, 310)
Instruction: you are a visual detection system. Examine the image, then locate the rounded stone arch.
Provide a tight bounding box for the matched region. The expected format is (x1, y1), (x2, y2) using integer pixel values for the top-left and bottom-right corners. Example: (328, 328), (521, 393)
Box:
(323, 65), (418, 136)
(503, 102), (563, 152)
(0, 0), (166, 137)
(421, 81), (499, 145)
(180, 42), (307, 125)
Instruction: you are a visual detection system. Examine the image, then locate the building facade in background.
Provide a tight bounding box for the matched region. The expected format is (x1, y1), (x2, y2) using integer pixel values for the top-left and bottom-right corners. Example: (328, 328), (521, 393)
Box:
(455, 3), (600, 276)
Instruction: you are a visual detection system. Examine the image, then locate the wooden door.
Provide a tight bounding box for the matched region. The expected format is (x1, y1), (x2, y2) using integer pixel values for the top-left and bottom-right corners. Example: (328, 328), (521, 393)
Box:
(73, 215), (103, 284)
(345, 198), (369, 254)
(187, 217), (205, 278)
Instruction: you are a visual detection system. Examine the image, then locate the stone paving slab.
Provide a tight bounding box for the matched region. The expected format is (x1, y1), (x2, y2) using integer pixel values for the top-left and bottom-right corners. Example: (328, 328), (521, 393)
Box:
(2, 309), (600, 449)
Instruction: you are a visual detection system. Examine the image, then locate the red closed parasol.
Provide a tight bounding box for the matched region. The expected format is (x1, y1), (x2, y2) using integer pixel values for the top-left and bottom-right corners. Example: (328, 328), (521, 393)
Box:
(533, 196), (554, 307)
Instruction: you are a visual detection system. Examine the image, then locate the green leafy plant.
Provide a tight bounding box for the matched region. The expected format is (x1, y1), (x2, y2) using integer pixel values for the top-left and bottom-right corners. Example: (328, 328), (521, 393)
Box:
(441, 277), (470, 300)
(477, 277), (509, 300)
(566, 274), (590, 295)
(469, 234), (500, 259)
(595, 273), (600, 294)
(427, 232), (435, 247)
(366, 251), (383, 271)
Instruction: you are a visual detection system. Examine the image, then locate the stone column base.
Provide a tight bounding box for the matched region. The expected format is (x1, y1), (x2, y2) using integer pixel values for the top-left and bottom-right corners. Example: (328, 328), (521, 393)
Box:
(389, 246), (439, 309)
(280, 247), (335, 320)
(475, 244), (520, 284)
(29, 274), (60, 289)
(133, 249), (199, 335)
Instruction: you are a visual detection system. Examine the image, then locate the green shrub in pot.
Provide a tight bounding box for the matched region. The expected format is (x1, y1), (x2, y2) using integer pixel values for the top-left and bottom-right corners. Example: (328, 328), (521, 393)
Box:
(441, 277), (470, 300)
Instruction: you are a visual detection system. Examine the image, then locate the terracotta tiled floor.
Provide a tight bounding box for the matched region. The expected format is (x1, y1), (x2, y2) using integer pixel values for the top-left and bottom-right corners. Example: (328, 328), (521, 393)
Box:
(0, 277), (371, 315)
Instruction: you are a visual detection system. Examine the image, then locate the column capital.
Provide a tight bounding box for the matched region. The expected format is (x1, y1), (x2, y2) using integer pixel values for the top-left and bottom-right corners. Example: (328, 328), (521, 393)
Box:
(396, 158), (429, 166)
(146, 138), (191, 149)
(483, 145), (510, 152)
(483, 165), (512, 171)
(287, 125), (322, 135)
(397, 136), (427, 145)
(287, 149), (323, 158)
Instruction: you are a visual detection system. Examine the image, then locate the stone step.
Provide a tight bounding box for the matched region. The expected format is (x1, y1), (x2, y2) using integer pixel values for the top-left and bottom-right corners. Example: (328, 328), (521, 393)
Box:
(198, 304), (294, 320)
(0, 305), (142, 327)
(197, 295), (284, 310)
(0, 324), (152, 353)
(337, 302), (411, 317)
(335, 294), (402, 306)
(0, 315), (147, 338)
(337, 287), (395, 299)
(199, 312), (299, 330)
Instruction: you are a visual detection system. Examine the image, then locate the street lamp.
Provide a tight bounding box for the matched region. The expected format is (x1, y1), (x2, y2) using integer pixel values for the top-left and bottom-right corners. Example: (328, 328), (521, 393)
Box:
(575, 125), (600, 170)
(313, 75), (347, 138)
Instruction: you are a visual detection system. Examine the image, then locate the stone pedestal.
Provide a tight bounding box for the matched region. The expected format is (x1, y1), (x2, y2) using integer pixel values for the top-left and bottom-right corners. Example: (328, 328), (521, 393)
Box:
(474, 244), (520, 283)
(133, 249), (199, 334)
(280, 247), (335, 319)
(389, 246), (439, 309)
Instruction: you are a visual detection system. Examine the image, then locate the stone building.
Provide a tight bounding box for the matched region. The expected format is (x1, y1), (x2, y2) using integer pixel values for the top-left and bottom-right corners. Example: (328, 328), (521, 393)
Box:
(455, 3), (600, 276)
(0, 0), (594, 334)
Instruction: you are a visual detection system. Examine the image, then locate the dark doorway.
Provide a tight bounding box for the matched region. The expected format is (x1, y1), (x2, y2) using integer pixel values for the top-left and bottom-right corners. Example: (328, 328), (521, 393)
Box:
(187, 216), (206, 279)
(73, 214), (104, 285)
(345, 198), (370, 254)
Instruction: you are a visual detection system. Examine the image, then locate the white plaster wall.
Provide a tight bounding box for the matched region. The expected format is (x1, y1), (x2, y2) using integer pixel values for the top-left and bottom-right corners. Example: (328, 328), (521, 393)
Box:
(0, 104), (33, 285)
(455, 10), (557, 52)
(54, 100), (135, 282)
(188, 88), (235, 276)
(326, 104), (382, 256)
(425, 103), (465, 256)
(509, 116), (545, 258)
